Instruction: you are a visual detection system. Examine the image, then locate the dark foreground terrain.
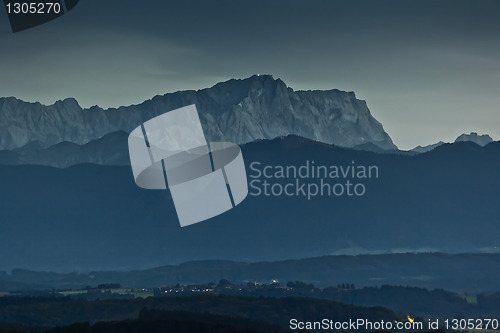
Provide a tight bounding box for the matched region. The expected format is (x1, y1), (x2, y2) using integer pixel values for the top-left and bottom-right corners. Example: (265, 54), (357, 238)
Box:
(0, 282), (499, 332)
(0, 294), (400, 332)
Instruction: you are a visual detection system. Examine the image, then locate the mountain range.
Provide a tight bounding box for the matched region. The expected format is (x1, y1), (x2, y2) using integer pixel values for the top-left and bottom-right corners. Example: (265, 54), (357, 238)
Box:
(455, 132), (493, 146)
(1, 75), (496, 168)
(0, 75), (498, 275)
(0, 131), (130, 167)
(411, 132), (494, 153)
(0, 75), (396, 152)
(0, 136), (498, 272)
(0, 126), (493, 169)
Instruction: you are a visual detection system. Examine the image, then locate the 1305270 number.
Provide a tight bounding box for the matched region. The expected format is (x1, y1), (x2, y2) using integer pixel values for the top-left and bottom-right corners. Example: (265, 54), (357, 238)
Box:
(445, 319), (499, 330)
(5, 2), (61, 14)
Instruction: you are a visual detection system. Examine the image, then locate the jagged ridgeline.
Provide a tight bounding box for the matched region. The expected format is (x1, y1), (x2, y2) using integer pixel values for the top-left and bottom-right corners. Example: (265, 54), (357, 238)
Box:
(0, 75), (396, 152)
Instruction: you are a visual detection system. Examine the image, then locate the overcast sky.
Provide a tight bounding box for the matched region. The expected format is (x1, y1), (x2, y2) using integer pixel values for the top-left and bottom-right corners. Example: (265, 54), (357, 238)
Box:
(0, 0), (499, 149)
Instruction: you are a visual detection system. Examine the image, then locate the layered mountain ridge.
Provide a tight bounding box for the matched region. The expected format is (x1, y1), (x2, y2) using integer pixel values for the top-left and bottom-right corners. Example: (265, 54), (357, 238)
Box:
(2, 130), (497, 168)
(411, 132), (494, 153)
(455, 132), (493, 146)
(0, 75), (396, 151)
(0, 136), (498, 272)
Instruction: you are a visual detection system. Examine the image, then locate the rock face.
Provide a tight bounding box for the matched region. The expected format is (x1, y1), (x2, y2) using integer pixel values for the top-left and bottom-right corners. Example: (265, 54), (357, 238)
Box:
(0, 75), (397, 151)
(454, 132), (493, 147)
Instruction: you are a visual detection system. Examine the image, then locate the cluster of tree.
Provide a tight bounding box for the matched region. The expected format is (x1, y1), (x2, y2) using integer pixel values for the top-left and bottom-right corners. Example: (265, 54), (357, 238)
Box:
(48, 316), (283, 333)
(477, 291), (500, 311)
(0, 283), (499, 331)
(0, 311), (284, 333)
(0, 294), (399, 329)
(96, 283), (121, 289)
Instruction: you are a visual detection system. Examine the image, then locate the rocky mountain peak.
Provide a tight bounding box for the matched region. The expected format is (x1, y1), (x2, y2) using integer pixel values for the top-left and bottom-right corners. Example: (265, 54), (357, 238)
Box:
(454, 132), (493, 146)
(0, 75), (397, 151)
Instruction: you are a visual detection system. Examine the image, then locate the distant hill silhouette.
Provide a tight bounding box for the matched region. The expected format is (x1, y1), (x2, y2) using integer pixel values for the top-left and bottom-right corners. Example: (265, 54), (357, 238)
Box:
(0, 137), (498, 276)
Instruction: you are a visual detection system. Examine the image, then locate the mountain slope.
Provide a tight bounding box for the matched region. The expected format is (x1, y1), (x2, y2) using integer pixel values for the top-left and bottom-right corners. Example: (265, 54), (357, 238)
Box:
(411, 141), (445, 153)
(411, 132), (495, 153)
(0, 75), (396, 151)
(455, 132), (493, 146)
(12, 131), (130, 167)
(0, 137), (498, 272)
